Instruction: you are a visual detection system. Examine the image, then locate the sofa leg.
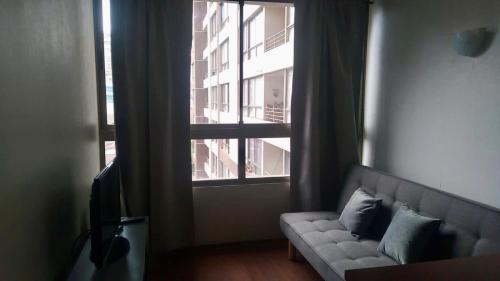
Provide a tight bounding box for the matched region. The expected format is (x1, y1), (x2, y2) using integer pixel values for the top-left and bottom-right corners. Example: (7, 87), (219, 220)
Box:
(288, 241), (303, 261)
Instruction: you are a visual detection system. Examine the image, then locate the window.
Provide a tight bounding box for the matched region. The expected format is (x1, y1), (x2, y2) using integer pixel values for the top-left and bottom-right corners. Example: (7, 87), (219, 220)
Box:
(243, 77), (263, 119)
(192, 139), (237, 180)
(243, 10), (263, 60)
(246, 138), (262, 175)
(210, 51), (217, 75)
(210, 13), (217, 38)
(221, 139), (230, 153)
(210, 86), (218, 110)
(190, 1), (294, 185)
(104, 141), (116, 165)
(246, 138), (290, 177)
(220, 3), (229, 27)
(220, 40), (229, 71)
(93, 0), (116, 167)
(220, 83), (229, 112)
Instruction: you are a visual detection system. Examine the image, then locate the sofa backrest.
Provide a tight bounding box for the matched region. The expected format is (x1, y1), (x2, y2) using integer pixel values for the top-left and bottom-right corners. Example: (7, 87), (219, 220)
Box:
(338, 165), (500, 260)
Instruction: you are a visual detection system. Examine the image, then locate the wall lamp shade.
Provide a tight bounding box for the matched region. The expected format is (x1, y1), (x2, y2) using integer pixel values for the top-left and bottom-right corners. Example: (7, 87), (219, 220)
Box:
(451, 28), (494, 57)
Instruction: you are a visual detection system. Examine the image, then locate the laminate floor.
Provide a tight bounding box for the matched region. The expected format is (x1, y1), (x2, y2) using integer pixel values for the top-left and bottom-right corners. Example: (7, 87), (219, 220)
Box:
(149, 240), (323, 281)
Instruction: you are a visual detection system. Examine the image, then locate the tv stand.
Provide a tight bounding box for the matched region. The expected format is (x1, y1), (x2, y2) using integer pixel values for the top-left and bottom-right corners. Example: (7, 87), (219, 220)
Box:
(67, 217), (148, 281)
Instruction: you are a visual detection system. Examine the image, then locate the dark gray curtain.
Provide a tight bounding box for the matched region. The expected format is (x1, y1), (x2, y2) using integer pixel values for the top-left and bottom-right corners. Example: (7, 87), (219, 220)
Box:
(110, 0), (194, 253)
(291, 0), (369, 211)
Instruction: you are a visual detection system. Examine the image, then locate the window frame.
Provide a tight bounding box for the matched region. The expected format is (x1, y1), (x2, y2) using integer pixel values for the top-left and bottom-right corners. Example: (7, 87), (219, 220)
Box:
(191, 0), (293, 187)
(93, 0), (116, 168)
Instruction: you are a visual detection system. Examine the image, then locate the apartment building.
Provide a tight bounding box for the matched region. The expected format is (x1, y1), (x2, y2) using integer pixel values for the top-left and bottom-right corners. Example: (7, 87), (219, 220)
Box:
(190, 1), (295, 181)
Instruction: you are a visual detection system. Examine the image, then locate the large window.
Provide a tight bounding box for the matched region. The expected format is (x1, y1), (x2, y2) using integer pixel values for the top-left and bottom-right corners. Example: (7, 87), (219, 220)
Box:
(190, 1), (295, 185)
(94, 0), (116, 167)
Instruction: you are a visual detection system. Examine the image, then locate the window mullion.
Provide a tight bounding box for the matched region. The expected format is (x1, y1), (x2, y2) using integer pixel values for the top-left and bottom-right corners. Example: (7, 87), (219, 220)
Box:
(238, 0), (244, 126)
(238, 0), (245, 180)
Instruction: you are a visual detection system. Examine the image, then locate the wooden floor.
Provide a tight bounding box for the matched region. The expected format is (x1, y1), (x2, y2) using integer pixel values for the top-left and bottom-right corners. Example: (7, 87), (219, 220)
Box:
(148, 240), (323, 281)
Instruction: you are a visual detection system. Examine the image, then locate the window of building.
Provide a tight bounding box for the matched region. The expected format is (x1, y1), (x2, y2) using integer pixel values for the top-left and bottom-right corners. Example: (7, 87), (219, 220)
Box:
(243, 77), (263, 119)
(221, 139), (230, 153)
(243, 10), (263, 60)
(210, 13), (217, 38)
(210, 51), (217, 75)
(210, 86), (218, 110)
(246, 138), (262, 176)
(220, 83), (229, 112)
(211, 153), (218, 177)
(220, 40), (229, 71)
(220, 3), (229, 27)
(190, 1), (294, 185)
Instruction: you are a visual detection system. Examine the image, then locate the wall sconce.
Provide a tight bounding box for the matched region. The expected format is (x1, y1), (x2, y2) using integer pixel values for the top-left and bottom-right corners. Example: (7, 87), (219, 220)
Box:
(451, 27), (495, 57)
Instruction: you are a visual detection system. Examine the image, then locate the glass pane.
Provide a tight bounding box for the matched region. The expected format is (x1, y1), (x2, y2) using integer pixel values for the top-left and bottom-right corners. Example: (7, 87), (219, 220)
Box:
(192, 139), (238, 181)
(190, 1), (239, 124)
(242, 3), (294, 124)
(102, 0), (114, 125)
(104, 141), (116, 165)
(246, 138), (290, 177)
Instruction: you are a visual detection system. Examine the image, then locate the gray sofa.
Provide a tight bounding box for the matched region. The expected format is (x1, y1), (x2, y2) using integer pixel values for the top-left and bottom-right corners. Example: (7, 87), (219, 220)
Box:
(280, 165), (500, 281)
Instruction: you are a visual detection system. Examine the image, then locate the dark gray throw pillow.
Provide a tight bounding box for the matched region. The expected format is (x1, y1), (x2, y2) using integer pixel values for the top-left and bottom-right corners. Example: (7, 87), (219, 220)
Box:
(339, 188), (382, 236)
(377, 206), (441, 264)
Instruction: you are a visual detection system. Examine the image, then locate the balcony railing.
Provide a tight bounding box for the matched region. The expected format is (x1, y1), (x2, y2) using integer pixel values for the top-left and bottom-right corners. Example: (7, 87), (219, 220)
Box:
(264, 105), (285, 123)
(264, 29), (286, 52)
(264, 24), (294, 52)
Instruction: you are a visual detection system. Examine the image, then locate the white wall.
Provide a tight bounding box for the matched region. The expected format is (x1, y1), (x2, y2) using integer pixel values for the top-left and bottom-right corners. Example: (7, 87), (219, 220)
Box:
(193, 183), (289, 245)
(364, 0), (500, 208)
(0, 0), (99, 279)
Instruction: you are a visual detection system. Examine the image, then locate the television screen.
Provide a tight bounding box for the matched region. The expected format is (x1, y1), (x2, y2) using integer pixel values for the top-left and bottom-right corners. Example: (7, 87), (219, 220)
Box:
(89, 159), (121, 268)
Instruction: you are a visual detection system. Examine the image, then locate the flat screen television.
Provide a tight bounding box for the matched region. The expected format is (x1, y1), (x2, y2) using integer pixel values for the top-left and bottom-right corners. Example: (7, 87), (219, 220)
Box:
(89, 159), (129, 268)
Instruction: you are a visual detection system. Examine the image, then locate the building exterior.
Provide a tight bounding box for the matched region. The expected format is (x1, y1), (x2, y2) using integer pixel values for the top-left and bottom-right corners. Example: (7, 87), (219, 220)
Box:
(191, 1), (294, 180)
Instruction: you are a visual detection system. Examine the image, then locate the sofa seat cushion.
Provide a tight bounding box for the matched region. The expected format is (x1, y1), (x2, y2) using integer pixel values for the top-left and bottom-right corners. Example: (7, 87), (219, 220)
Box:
(281, 212), (398, 281)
